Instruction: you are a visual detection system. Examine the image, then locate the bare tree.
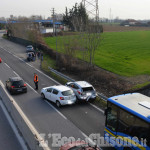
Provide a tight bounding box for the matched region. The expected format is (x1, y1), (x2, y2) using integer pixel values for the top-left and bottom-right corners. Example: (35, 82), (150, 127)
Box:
(83, 22), (102, 66)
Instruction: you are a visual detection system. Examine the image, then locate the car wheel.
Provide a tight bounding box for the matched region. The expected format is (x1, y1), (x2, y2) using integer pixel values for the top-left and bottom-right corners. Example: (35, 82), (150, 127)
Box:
(41, 93), (45, 100)
(10, 90), (13, 95)
(56, 101), (61, 107)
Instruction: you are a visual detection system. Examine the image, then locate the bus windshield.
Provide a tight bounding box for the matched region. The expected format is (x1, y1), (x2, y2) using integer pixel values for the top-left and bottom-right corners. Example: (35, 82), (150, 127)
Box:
(106, 102), (150, 147)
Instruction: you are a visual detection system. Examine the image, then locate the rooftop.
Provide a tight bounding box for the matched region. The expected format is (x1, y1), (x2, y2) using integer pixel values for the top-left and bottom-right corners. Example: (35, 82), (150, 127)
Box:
(75, 81), (92, 88)
(109, 93), (150, 122)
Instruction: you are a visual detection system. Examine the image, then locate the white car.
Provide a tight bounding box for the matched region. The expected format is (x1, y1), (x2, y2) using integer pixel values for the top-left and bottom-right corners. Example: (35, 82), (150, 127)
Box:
(41, 85), (76, 107)
(26, 45), (34, 53)
(65, 81), (97, 102)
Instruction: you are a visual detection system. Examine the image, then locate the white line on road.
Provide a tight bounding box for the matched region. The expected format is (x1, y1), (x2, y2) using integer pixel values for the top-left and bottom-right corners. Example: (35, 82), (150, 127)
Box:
(0, 80), (51, 150)
(26, 62), (33, 68)
(89, 103), (104, 114)
(81, 131), (96, 146)
(26, 83), (38, 94)
(4, 62), (10, 68)
(13, 71), (20, 77)
(46, 101), (67, 120)
(0, 100), (28, 150)
(35, 68), (60, 85)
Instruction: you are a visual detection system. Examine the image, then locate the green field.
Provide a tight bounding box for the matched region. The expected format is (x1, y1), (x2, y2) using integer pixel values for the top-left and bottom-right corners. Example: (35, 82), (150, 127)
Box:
(44, 30), (150, 77)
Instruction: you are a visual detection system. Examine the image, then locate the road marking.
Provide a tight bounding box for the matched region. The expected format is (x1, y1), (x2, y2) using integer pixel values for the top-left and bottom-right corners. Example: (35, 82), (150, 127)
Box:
(13, 71), (20, 77)
(46, 101), (67, 120)
(26, 62), (33, 68)
(0, 100), (28, 150)
(81, 131), (96, 146)
(4, 63), (10, 68)
(26, 83), (38, 94)
(89, 103), (104, 114)
(0, 80), (51, 150)
(34, 68), (60, 85)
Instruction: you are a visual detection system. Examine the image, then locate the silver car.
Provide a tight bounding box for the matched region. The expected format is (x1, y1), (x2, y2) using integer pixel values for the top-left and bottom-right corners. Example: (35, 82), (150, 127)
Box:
(65, 81), (97, 102)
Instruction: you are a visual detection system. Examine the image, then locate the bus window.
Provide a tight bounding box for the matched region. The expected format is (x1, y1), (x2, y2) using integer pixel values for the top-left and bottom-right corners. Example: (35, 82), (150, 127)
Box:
(106, 103), (118, 133)
(118, 108), (150, 146)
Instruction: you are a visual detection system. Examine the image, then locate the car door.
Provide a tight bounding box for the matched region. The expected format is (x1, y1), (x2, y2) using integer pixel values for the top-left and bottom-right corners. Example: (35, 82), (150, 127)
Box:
(45, 88), (53, 101)
(51, 89), (59, 103)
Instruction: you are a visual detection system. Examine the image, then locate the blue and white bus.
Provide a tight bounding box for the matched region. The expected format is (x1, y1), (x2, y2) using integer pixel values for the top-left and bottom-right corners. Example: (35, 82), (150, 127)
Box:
(104, 93), (150, 150)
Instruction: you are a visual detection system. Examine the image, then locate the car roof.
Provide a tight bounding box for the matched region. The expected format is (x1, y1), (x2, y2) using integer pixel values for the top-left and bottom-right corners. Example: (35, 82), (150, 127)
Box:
(74, 81), (92, 88)
(27, 45), (33, 47)
(45, 85), (71, 92)
(9, 77), (23, 81)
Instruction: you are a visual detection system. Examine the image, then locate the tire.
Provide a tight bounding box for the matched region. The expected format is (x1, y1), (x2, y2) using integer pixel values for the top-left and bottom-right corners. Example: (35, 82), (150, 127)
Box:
(41, 93), (45, 100)
(56, 101), (61, 107)
(10, 90), (14, 95)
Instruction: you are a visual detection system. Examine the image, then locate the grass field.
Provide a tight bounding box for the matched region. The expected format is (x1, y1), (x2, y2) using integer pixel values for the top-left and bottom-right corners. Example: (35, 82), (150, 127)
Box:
(44, 30), (150, 77)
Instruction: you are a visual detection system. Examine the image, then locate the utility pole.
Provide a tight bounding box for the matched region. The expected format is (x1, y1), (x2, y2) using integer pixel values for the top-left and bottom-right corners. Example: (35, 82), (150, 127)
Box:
(51, 8), (58, 63)
(52, 8), (55, 36)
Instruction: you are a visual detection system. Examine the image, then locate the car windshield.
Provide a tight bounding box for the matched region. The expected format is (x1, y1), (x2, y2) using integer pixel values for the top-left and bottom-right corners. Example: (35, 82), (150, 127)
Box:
(27, 46), (32, 48)
(12, 80), (24, 86)
(62, 90), (73, 96)
(82, 87), (94, 92)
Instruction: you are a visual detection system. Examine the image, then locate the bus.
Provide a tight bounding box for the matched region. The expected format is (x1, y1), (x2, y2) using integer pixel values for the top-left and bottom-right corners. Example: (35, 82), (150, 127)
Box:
(104, 93), (150, 150)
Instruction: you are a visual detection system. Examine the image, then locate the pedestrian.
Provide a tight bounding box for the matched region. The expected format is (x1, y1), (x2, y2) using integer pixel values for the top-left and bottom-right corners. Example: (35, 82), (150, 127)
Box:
(37, 51), (41, 59)
(32, 52), (35, 61)
(34, 73), (38, 90)
(41, 52), (43, 61)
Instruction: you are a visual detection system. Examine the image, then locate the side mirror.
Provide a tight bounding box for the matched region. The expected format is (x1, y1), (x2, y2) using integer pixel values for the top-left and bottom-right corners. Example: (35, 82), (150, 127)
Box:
(104, 107), (111, 116)
(104, 108), (107, 116)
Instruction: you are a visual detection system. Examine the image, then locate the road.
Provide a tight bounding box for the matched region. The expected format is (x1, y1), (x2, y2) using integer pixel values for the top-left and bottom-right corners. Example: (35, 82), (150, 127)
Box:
(0, 31), (108, 149)
(0, 100), (23, 150)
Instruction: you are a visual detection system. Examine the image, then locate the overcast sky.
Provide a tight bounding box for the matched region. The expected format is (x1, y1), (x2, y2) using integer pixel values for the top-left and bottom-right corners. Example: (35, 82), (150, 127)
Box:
(0, 0), (150, 20)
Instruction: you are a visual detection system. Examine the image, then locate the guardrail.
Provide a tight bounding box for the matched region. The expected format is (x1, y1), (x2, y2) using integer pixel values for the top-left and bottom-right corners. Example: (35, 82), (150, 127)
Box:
(0, 80), (51, 150)
(49, 67), (108, 101)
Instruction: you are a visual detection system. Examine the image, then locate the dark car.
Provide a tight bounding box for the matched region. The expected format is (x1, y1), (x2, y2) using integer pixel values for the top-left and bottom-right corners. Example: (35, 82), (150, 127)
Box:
(6, 77), (27, 94)
(0, 57), (2, 63)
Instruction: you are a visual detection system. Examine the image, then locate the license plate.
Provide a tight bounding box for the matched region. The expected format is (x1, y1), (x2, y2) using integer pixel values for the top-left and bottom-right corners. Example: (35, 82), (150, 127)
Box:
(18, 89), (22, 92)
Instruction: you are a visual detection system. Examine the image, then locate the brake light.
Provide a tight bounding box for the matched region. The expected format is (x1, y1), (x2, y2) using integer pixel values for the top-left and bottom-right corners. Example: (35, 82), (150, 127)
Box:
(77, 91), (81, 95)
(24, 84), (27, 87)
(11, 86), (15, 88)
(60, 97), (64, 100)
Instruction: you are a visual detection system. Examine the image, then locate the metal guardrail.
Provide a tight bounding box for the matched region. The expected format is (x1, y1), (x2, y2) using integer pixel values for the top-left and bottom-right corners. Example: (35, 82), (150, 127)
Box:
(49, 67), (75, 82)
(49, 67), (108, 101)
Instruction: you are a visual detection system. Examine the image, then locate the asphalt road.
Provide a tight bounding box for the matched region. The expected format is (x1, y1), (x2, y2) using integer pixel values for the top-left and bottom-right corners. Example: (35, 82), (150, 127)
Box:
(0, 101), (23, 150)
(0, 31), (108, 149)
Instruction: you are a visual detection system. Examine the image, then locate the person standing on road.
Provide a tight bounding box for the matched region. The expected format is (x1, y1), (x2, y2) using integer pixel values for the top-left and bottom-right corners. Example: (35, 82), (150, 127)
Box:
(34, 73), (38, 90)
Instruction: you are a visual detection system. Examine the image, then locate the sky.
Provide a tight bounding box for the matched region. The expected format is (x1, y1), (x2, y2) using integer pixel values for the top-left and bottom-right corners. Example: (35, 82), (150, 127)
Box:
(0, 0), (150, 20)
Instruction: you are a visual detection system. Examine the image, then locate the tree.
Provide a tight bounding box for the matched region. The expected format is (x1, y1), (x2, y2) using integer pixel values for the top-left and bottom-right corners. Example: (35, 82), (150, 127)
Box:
(63, 3), (88, 31)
